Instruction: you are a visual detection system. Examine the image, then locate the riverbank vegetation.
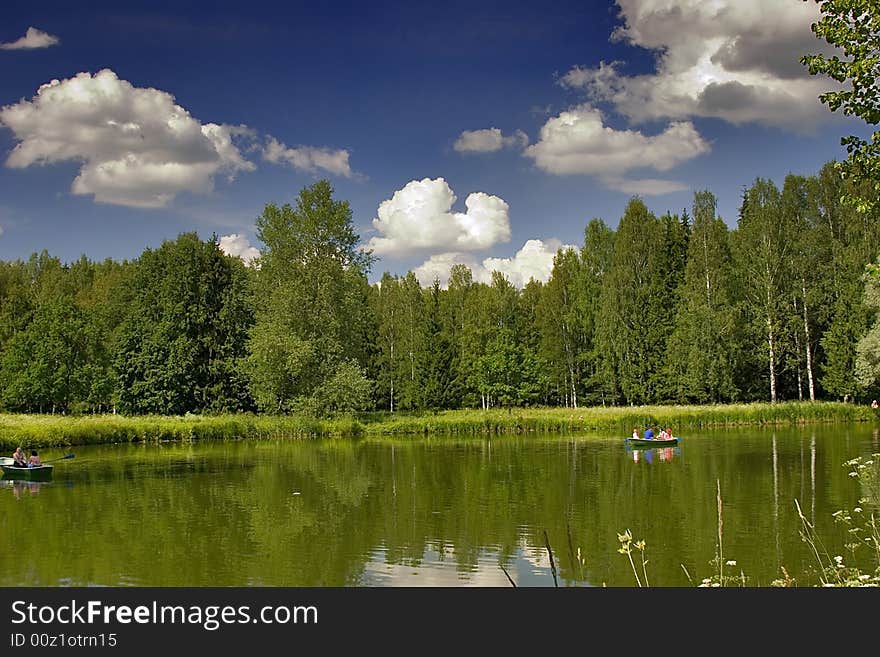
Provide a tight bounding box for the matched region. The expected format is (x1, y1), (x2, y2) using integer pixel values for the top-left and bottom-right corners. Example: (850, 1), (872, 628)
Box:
(0, 401), (875, 451)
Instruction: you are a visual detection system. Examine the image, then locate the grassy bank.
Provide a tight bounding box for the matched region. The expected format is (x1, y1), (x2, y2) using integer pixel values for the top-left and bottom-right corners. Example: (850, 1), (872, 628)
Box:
(0, 401), (876, 451)
(0, 414), (362, 451)
(359, 401), (877, 436)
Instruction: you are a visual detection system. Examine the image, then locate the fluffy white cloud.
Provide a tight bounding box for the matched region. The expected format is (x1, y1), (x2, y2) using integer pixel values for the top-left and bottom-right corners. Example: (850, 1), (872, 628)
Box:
(413, 239), (575, 288)
(523, 104), (708, 193)
(559, 0), (833, 129)
(263, 136), (352, 177)
(368, 177), (511, 255)
(219, 233), (260, 265)
(0, 69), (255, 207)
(482, 238), (576, 288)
(1, 27), (59, 50)
(454, 128), (529, 153)
(413, 252), (481, 287)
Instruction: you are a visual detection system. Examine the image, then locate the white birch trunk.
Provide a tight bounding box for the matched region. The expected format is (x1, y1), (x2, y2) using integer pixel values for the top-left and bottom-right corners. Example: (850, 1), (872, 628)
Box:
(802, 281), (815, 401)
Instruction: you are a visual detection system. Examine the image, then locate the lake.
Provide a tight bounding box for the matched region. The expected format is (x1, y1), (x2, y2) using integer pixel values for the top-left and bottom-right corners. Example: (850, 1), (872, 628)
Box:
(1, 424), (878, 587)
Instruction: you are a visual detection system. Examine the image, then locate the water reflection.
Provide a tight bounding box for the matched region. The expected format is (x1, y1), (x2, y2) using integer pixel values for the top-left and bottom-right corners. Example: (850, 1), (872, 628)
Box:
(627, 445), (681, 464)
(1, 479), (49, 498)
(0, 427), (876, 587)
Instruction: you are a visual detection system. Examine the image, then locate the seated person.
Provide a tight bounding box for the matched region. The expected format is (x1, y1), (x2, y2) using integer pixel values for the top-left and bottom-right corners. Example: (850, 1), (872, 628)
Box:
(12, 447), (27, 467)
(27, 450), (41, 467)
(644, 427), (654, 440)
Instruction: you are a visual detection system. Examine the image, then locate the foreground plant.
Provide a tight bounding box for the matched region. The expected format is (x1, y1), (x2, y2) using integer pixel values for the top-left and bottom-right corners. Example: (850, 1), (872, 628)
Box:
(617, 529), (648, 587)
(616, 458), (880, 587)
(795, 454), (880, 587)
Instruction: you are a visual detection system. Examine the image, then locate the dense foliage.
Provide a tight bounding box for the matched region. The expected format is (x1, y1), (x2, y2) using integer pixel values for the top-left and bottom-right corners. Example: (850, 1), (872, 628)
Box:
(0, 172), (878, 416)
(802, 0), (880, 208)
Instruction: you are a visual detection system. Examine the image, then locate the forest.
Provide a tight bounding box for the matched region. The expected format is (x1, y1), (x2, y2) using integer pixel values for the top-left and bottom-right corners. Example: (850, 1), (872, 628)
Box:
(1, 161), (879, 418)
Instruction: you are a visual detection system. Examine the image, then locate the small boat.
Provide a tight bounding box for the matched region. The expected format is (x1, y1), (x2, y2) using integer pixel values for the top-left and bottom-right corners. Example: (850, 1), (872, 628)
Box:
(626, 437), (679, 447)
(0, 464), (54, 481)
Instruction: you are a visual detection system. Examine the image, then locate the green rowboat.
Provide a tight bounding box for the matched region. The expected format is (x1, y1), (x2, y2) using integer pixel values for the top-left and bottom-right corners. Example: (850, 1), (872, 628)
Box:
(0, 464), (54, 481)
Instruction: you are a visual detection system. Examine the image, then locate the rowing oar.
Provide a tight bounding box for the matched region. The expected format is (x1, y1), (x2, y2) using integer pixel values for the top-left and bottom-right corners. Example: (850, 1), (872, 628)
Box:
(41, 454), (75, 464)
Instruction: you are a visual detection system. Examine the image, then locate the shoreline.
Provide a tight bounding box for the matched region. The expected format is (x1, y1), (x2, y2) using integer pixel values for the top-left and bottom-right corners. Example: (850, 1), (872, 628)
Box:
(0, 401), (876, 450)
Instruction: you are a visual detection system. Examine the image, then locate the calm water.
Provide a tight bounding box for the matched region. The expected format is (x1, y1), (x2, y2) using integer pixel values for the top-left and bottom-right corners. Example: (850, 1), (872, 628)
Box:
(1, 425), (878, 587)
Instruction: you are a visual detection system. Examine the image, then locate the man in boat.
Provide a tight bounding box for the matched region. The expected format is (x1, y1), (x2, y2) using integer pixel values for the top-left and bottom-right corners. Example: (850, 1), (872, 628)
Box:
(643, 426), (654, 441)
(12, 447), (27, 467)
(27, 450), (41, 467)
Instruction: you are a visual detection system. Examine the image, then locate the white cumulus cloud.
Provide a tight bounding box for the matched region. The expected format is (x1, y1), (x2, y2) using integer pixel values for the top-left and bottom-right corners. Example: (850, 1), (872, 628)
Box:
(219, 233), (260, 265)
(413, 239), (574, 289)
(454, 127), (529, 153)
(0, 69), (255, 208)
(413, 252), (482, 287)
(482, 238), (576, 288)
(263, 136), (353, 177)
(1, 27), (60, 50)
(523, 104), (708, 193)
(559, 0), (833, 130)
(368, 177), (511, 256)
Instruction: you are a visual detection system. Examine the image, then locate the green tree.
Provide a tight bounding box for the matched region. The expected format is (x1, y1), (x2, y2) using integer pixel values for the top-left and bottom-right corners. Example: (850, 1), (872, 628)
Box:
(441, 264), (475, 407)
(814, 164), (880, 399)
(245, 180), (375, 414)
(802, 0), (880, 209)
(371, 272), (401, 412)
(595, 198), (667, 404)
(733, 179), (791, 402)
(654, 210), (690, 400)
(780, 174), (834, 401)
(418, 279), (458, 410)
(539, 247), (586, 407)
(311, 360), (373, 416)
(369, 271), (426, 411)
(0, 299), (92, 413)
(114, 233), (253, 414)
(519, 278), (553, 404)
(855, 257), (880, 389)
(397, 272), (426, 410)
(666, 191), (739, 403)
(579, 219), (616, 405)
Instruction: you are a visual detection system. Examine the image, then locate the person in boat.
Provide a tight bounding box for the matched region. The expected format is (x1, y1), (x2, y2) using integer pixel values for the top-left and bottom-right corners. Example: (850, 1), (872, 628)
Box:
(632, 427), (640, 440)
(643, 426), (654, 441)
(27, 450), (41, 468)
(658, 428), (668, 440)
(665, 427), (674, 440)
(12, 447), (27, 467)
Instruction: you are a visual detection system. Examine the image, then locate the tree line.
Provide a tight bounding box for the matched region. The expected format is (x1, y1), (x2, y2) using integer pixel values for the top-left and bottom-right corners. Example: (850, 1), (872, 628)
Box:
(0, 167), (878, 417)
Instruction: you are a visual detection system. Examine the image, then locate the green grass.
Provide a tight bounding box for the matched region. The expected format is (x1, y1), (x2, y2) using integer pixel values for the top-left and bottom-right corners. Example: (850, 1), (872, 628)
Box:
(0, 401), (875, 451)
(358, 401), (876, 435)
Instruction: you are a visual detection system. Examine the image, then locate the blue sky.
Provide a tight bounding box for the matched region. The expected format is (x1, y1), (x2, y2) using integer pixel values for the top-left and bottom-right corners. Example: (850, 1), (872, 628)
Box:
(0, 0), (867, 286)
